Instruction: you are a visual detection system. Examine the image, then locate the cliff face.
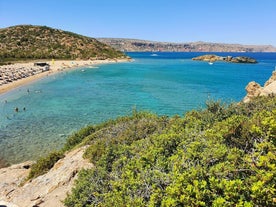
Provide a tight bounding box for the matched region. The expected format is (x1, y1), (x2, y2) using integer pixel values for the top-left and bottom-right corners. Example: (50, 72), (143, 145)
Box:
(0, 146), (93, 207)
(243, 70), (276, 102)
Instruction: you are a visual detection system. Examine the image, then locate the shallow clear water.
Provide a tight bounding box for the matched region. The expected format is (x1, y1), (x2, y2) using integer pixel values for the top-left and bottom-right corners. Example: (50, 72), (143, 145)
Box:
(1, 52), (276, 164)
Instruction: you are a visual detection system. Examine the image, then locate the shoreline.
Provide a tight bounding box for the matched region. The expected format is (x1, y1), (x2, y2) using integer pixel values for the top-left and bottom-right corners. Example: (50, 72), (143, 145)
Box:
(0, 58), (130, 95)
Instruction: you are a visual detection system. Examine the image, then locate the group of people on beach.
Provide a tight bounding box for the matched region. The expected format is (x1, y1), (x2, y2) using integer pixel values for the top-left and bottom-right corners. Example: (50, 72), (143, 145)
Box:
(0, 64), (49, 86)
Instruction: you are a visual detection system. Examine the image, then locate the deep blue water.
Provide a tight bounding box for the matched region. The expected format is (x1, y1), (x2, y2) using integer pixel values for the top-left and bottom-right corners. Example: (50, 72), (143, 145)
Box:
(1, 52), (276, 164)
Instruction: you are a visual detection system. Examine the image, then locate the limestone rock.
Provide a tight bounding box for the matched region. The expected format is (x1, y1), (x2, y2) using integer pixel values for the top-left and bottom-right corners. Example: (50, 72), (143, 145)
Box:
(230, 56), (257, 63)
(245, 81), (262, 96)
(225, 56), (233, 62)
(260, 81), (276, 96)
(0, 161), (34, 199)
(192, 54), (222, 62)
(243, 70), (276, 102)
(0, 146), (93, 207)
(264, 70), (276, 86)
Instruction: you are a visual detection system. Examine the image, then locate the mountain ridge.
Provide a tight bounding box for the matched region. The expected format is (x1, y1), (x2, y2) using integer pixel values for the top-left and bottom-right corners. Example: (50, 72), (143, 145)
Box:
(97, 37), (276, 52)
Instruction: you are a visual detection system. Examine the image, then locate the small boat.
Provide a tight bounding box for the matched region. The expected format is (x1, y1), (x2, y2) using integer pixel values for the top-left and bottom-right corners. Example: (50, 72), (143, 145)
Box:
(88, 66), (99, 69)
(151, 54), (158, 57)
(208, 62), (214, 65)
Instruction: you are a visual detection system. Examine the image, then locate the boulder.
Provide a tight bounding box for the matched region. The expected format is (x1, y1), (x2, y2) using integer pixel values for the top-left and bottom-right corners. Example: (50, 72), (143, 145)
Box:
(230, 56), (257, 64)
(192, 54), (222, 62)
(0, 146), (93, 207)
(225, 56), (233, 61)
(261, 81), (276, 96)
(243, 70), (276, 102)
(245, 81), (262, 96)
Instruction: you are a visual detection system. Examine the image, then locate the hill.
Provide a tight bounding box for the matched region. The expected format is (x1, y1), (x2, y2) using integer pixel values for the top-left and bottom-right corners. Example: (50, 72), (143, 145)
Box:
(98, 38), (276, 52)
(0, 25), (126, 63)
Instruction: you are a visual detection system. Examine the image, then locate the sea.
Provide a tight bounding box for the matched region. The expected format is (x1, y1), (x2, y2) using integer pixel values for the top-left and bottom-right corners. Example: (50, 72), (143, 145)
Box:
(0, 52), (276, 164)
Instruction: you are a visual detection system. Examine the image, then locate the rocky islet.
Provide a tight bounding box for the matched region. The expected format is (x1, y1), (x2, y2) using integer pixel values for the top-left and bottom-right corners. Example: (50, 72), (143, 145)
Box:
(192, 54), (257, 63)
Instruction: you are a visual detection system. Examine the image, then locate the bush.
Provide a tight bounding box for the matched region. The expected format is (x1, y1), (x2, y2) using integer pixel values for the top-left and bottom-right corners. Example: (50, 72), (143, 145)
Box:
(64, 96), (276, 206)
(63, 125), (96, 151)
(27, 151), (65, 180)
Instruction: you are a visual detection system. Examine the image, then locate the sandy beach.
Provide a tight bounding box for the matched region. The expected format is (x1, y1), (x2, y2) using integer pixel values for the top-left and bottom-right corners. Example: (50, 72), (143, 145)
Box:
(0, 58), (130, 95)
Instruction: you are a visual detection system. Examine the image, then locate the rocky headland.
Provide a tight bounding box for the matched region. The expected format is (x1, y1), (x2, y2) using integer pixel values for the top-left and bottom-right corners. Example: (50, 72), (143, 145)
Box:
(243, 70), (276, 102)
(192, 54), (257, 63)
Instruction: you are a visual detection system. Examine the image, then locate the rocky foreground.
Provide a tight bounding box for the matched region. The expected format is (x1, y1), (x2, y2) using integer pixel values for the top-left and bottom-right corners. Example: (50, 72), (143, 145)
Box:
(192, 54), (257, 63)
(0, 146), (93, 207)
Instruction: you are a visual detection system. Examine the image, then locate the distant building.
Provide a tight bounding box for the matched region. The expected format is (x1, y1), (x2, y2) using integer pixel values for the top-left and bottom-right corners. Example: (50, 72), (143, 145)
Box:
(34, 62), (50, 71)
(34, 62), (49, 67)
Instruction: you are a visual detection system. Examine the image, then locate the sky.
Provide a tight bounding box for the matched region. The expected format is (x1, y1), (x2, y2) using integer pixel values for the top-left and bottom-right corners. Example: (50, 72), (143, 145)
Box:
(0, 0), (276, 46)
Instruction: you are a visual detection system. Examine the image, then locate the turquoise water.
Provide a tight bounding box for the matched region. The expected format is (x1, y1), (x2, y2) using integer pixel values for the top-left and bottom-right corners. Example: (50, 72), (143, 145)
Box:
(0, 52), (276, 164)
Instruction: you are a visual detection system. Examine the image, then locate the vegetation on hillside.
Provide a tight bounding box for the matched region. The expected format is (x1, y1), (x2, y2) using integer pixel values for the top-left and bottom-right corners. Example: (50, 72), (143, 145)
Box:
(26, 96), (276, 206)
(0, 25), (126, 63)
(58, 96), (276, 206)
(26, 151), (65, 180)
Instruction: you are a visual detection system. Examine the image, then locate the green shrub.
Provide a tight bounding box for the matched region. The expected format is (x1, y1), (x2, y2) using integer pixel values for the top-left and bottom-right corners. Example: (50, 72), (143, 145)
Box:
(63, 125), (96, 151)
(64, 96), (276, 206)
(27, 151), (65, 180)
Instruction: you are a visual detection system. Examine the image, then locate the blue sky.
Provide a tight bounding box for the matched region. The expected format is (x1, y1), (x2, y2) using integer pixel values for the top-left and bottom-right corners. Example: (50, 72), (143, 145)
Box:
(1, 0), (276, 46)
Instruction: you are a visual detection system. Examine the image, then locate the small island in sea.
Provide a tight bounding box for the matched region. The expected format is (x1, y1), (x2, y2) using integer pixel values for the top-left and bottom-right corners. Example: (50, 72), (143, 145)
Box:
(192, 54), (257, 64)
